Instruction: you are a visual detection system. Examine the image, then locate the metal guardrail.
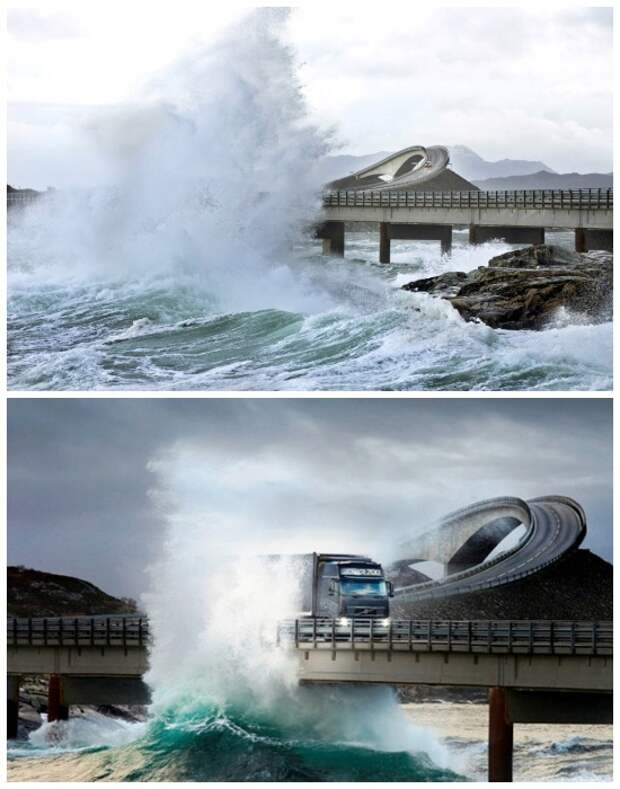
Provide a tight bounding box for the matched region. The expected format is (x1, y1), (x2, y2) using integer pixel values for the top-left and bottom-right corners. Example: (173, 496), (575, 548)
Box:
(278, 619), (613, 656)
(322, 188), (613, 210)
(8, 616), (612, 656)
(7, 194), (41, 205)
(7, 616), (149, 647)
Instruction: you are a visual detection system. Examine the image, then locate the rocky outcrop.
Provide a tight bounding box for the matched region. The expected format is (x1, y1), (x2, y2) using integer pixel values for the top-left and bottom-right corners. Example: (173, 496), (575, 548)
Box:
(8, 566), (139, 617)
(392, 549), (612, 621)
(402, 245), (612, 330)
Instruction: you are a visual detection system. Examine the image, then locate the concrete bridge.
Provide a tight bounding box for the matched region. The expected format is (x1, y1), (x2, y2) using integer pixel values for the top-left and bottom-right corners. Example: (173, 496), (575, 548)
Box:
(7, 614), (612, 781)
(318, 188), (613, 260)
(7, 615), (150, 735)
(283, 617), (612, 781)
(392, 496), (586, 601)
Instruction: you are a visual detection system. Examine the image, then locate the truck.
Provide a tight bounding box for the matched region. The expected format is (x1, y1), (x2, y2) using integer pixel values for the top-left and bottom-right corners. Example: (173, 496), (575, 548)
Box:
(294, 553), (394, 620)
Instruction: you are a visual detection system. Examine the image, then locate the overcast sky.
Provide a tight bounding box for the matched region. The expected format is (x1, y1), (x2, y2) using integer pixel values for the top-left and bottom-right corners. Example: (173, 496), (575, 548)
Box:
(8, 398), (612, 600)
(7, 4), (613, 188)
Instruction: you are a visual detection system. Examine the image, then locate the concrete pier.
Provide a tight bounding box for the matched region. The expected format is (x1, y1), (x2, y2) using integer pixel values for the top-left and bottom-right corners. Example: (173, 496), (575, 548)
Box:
(488, 687), (513, 782)
(47, 674), (69, 722)
(379, 222), (452, 262)
(583, 229), (613, 252)
(317, 221), (345, 257)
(379, 222), (390, 263)
(575, 227), (613, 252)
(7, 677), (19, 739)
(469, 225), (544, 245)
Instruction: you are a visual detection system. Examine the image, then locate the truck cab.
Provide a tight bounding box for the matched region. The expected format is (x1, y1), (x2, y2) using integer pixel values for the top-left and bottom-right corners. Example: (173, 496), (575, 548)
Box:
(316, 556), (393, 619)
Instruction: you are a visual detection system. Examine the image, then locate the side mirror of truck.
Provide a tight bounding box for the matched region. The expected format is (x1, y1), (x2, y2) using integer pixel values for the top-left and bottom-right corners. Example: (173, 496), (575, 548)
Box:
(387, 581), (395, 598)
(328, 579), (337, 596)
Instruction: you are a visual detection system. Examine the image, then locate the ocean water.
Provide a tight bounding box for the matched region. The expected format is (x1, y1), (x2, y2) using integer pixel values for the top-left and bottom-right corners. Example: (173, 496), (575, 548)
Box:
(7, 221), (612, 391)
(6, 9), (612, 392)
(7, 703), (612, 782)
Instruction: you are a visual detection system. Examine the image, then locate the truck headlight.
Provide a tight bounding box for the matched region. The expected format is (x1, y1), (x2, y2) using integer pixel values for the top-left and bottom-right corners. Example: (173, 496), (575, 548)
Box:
(381, 618), (391, 627)
(338, 617), (350, 626)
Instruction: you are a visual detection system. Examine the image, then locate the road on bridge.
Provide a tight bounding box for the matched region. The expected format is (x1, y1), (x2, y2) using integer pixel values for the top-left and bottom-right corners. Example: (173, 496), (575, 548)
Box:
(394, 496), (586, 602)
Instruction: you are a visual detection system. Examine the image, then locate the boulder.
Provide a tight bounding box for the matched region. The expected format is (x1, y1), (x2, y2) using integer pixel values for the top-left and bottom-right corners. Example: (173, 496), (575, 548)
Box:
(402, 246), (612, 330)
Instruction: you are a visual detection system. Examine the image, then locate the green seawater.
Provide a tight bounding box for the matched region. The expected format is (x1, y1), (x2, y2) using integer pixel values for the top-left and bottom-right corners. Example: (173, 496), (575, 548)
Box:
(8, 704), (465, 782)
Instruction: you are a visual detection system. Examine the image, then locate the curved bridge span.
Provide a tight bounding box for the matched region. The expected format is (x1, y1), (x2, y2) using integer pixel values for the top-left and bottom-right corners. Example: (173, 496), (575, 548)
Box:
(392, 495), (586, 602)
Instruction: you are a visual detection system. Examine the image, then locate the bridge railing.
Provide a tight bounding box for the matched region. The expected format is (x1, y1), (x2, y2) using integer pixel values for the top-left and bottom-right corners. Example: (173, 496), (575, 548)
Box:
(7, 615), (149, 647)
(278, 619), (613, 656)
(322, 188), (613, 210)
(7, 193), (42, 206)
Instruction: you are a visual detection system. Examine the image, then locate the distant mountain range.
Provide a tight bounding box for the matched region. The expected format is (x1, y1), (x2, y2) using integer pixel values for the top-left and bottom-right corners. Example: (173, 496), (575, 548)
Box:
(447, 145), (555, 180)
(320, 145), (611, 189)
(473, 171), (613, 190)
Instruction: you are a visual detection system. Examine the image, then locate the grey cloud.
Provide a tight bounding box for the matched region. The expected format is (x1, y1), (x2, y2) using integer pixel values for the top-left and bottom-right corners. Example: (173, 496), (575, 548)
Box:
(8, 399), (612, 599)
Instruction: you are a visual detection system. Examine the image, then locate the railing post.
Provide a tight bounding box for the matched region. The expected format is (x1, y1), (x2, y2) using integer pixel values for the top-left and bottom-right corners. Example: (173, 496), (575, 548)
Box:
(593, 622), (597, 654)
(294, 619), (299, 649)
(550, 621), (554, 654)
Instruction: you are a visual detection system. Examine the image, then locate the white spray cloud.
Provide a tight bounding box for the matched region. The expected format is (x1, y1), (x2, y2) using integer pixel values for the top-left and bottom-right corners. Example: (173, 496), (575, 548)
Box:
(8, 8), (335, 315)
(141, 443), (456, 770)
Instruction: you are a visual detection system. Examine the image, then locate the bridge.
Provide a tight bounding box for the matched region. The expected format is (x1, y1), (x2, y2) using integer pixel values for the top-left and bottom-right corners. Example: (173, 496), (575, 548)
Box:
(7, 614), (612, 781)
(318, 188), (613, 260)
(391, 496), (586, 602)
(283, 617), (612, 781)
(7, 615), (150, 737)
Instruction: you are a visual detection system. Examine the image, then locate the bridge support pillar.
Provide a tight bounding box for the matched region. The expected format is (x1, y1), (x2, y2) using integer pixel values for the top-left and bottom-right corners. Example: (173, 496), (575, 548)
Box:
(380, 223), (452, 261)
(7, 676), (20, 739)
(575, 228), (587, 253)
(575, 228), (613, 253)
(469, 225), (544, 246)
(47, 674), (69, 723)
(488, 687), (513, 782)
(379, 222), (390, 263)
(317, 221), (345, 257)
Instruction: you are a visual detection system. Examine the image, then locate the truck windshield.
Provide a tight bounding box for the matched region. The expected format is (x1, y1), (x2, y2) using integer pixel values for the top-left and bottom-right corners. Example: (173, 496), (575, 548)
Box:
(340, 579), (387, 597)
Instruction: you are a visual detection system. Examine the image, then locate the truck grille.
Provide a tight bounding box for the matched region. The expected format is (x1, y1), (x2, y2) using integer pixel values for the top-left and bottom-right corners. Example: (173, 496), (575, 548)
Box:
(351, 607), (384, 617)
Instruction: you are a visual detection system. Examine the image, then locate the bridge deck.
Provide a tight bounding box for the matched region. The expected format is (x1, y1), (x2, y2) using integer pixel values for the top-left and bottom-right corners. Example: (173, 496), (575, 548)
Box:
(321, 188), (613, 230)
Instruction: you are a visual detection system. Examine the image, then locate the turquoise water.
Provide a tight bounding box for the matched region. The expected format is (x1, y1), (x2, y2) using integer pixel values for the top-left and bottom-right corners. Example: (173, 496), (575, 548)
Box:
(8, 695), (464, 782)
(121, 706), (461, 781)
